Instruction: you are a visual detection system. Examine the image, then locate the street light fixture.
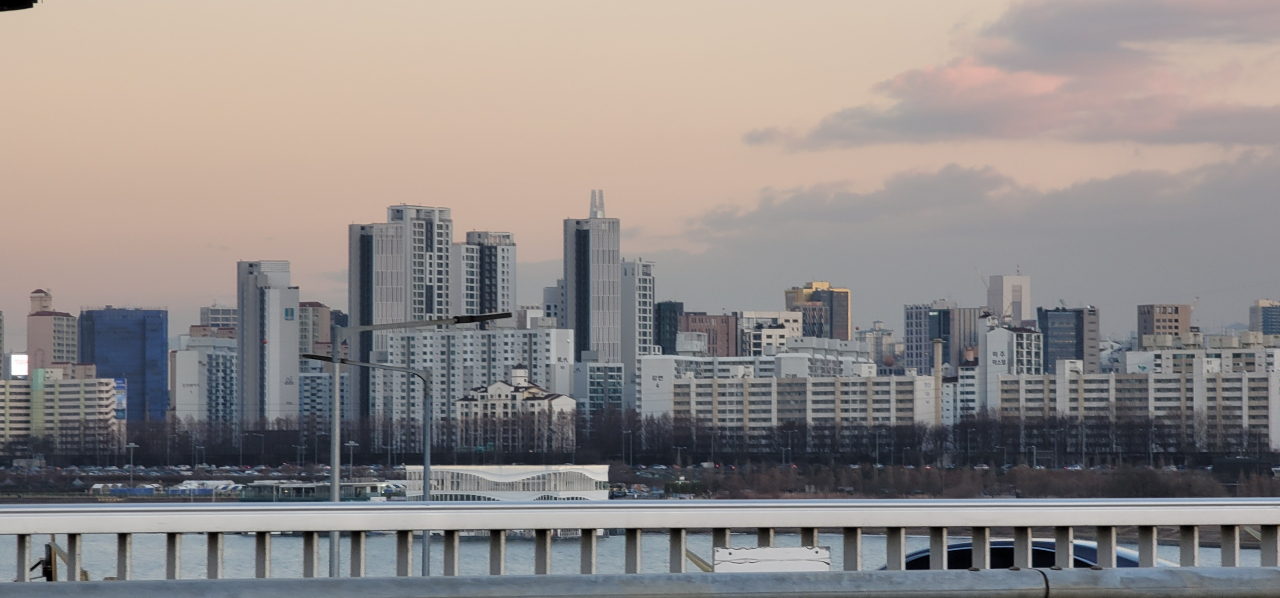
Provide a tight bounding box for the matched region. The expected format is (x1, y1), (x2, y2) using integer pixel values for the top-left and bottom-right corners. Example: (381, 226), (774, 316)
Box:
(344, 441), (359, 483)
(307, 309), (510, 577)
(125, 443), (140, 487)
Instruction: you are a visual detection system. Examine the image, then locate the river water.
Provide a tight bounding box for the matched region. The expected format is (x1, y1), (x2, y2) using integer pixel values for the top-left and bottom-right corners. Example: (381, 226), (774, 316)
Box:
(0, 531), (1262, 581)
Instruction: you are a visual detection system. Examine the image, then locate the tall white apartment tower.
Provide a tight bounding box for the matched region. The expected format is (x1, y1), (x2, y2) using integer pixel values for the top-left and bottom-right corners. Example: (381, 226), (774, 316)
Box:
(563, 190), (621, 363)
(622, 259), (657, 407)
(236, 261), (300, 425)
(450, 231), (517, 317)
(349, 205), (454, 417)
(987, 274), (1032, 325)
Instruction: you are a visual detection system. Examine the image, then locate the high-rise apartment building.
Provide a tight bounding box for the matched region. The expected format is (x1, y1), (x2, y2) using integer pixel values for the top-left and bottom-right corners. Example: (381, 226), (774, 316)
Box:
(298, 301), (331, 356)
(451, 231), (516, 318)
(200, 304), (238, 329)
(79, 307), (169, 422)
(237, 261), (300, 425)
(1137, 304), (1192, 348)
(855, 321), (898, 369)
(349, 205), (455, 416)
(784, 281), (852, 340)
(169, 326), (238, 424)
(0, 368), (122, 455)
(1036, 306), (1101, 374)
(977, 324), (1043, 412)
(562, 190), (621, 363)
(679, 312), (738, 357)
(987, 275), (1032, 324)
(621, 259), (658, 399)
(736, 311), (803, 356)
(654, 301), (684, 356)
(26, 289), (77, 370)
(543, 279), (565, 326)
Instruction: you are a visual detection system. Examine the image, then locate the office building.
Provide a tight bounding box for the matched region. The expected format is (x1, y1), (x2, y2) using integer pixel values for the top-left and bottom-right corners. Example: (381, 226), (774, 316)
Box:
(654, 301), (684, 356)
(987, 275), (1032, 324)
(621, 259), (658, 399)
(451, 231), (516, 318)
(79, 307), (169, 422)
(0, 367), (123, 455)
(237, 261), (300, 425)
(169, 327), (238, 424)
(903, 300), (953, 374)
(455, 367), (576, 454)
(562, 190), (621, 363)
(200, 304), (237, 330)
(543, 280), (565, 326)
(1258, 304), (1280, 336)
(679, 312), (738, 357)
(1137, 304), (1192, 348)
(26, 289), (77, 370)
(1037, 306), (1101, 374)
(785, 281), (852, 340)
(1251, 300), (1280, 333)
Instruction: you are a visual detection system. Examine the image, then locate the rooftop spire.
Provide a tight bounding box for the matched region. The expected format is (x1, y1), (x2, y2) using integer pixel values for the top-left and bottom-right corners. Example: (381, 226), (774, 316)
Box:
(589, 189), (606, 218)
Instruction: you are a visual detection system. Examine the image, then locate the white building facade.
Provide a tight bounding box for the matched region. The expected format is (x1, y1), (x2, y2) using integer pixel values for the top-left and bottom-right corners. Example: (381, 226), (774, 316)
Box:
(236, 261), (300, 425)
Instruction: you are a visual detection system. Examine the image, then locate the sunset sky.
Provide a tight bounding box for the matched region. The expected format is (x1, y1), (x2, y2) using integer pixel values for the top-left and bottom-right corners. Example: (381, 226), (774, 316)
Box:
(3, 0), (1280, 346)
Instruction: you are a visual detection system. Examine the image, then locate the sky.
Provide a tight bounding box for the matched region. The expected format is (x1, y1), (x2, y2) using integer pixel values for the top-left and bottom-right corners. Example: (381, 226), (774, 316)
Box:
(2, 0), (1280, 347)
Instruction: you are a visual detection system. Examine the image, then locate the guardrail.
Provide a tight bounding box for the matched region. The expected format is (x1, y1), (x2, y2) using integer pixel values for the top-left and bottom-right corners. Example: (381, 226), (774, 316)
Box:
(8, 568), (1280, 598)
(4, 499), (1280, 582)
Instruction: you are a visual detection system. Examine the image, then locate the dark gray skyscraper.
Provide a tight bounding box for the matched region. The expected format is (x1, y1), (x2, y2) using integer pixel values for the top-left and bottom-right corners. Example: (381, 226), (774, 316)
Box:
(655, 301), (684, 355)
(562, 190), (621, 363)
(1037, 306), (1101, 374)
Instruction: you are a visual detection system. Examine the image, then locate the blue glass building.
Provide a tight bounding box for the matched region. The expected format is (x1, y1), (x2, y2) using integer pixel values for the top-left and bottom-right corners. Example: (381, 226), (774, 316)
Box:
(79, 308), (169, 421)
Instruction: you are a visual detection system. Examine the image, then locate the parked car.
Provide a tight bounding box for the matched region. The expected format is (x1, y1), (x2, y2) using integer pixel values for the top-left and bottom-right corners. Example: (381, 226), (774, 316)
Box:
(895, 540), (1165, 570)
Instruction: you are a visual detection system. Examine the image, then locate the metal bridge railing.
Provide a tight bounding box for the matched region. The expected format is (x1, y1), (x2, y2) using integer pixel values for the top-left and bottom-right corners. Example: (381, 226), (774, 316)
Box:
(4, 498), (1280, 582)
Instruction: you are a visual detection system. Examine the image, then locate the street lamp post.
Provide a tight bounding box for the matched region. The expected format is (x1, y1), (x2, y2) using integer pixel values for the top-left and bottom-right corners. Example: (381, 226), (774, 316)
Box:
(125, 442), (139, 487)
(303, 308), (509, 578)
(344, 441), (359, 483)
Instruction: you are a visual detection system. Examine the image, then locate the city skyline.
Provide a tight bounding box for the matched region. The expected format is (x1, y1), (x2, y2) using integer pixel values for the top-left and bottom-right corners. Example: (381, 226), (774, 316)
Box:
(5, 1), (1280, 343)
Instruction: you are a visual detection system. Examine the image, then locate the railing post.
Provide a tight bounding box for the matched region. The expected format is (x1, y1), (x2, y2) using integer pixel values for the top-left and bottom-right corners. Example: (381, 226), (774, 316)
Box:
(972, 527), (990, 570)
(206, 532), (223, 579)
(1179, 526), (1199, 567)
(712, 528), (731, 549)
(757, 528), (775, 548)
(842, 528), (862, 571)
(1221, 525), (1240, 567)
(669, 529), (687, 573)
(929, 527), (947, 570)
(255, 531), (272, 579)
(165, 533), (181, 580)
(625, 529), (643, 574)
(1096, 526), (1116, 568)
(579, 529), (596, 575)
(534, 529), (552, 575)
(1137, 526), (1157, 567)
(303, 531), (321, 578)
(491, 530), (507, 576)
(886, 528), (905, 571)
(116, 533), (132, 581)
(443, 530), (460, 576)
(1262, 525), (1279, 567)
(801, 528), (818, 547)
(1013, 527), (1032, 569)
(395, 531), (413, 577)
(16, 534), (31, 582)
(1054, 527), (1073, 569)
(349, 531), (365, 578)
(66, 534), (82, 582)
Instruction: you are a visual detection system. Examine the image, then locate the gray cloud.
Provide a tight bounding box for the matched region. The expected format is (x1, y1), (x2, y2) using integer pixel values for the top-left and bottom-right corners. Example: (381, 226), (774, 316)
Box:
(520, 153), (1279, 338)
(747, 0), (1280, 148)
